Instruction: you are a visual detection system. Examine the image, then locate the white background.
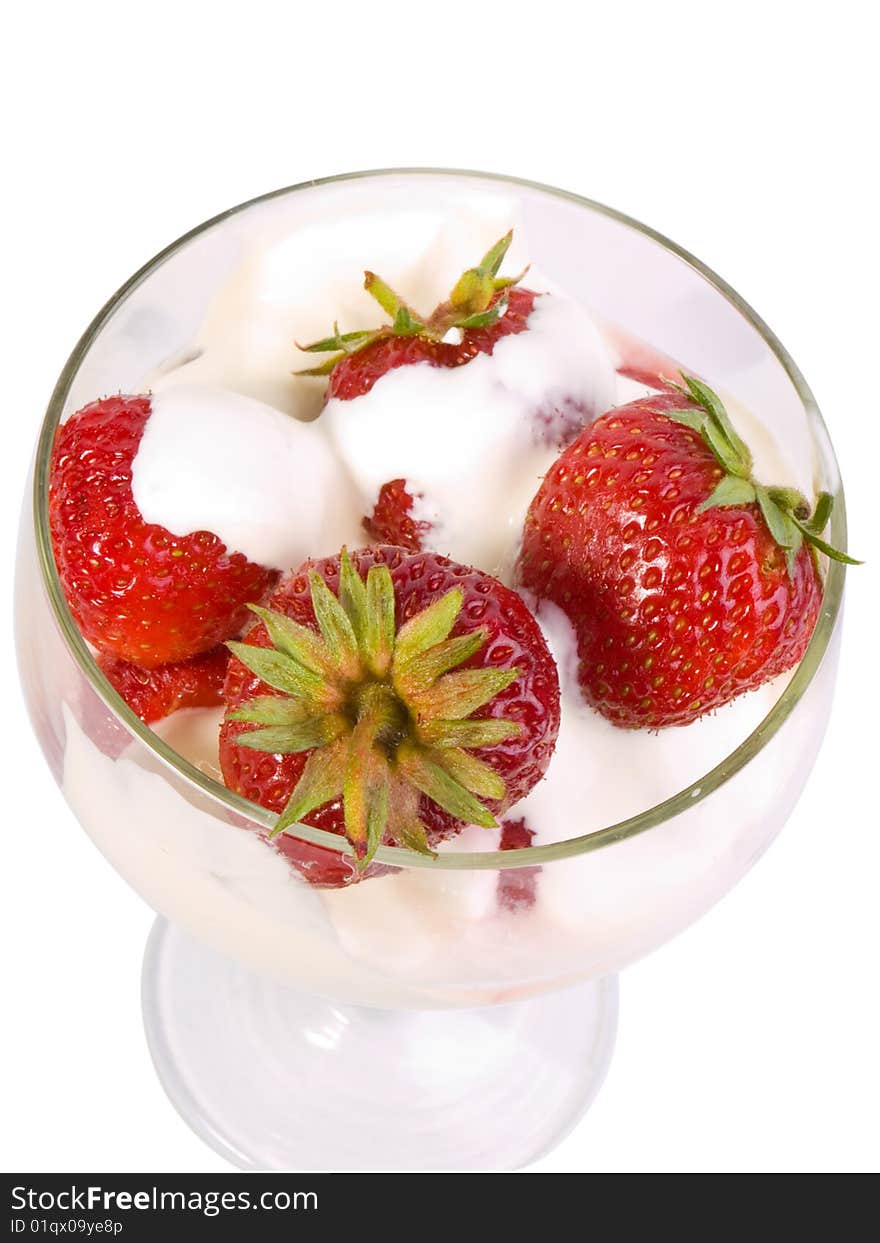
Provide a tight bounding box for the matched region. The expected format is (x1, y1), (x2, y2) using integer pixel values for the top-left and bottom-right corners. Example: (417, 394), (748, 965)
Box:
(2, 1), (878, 1174)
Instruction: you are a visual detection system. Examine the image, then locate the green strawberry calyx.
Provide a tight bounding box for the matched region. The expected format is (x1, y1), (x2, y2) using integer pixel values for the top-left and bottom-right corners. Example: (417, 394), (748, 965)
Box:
(663, 373), (859, 576)
(227, 550), (522, 868)
(295, 231), (529, 376)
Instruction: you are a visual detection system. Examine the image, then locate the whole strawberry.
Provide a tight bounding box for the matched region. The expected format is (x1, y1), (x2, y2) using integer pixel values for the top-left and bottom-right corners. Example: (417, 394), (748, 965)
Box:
(518, 375), (855, 728)
(49, 394), (276, 667)
(299, 232), (610, 559)
(99, 646), (229, 724)
(220, 545), (560, 885)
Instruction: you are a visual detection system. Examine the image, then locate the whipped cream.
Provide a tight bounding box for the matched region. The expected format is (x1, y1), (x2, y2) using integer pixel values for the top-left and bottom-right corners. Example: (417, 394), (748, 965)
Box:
(323, 293), (617, 577)
(516, 602), (791, 846)
(131, 382), (363, 570)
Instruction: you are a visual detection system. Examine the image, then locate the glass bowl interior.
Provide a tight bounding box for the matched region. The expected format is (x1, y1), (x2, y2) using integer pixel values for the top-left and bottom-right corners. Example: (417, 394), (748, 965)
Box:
(31, 168), (847, 873)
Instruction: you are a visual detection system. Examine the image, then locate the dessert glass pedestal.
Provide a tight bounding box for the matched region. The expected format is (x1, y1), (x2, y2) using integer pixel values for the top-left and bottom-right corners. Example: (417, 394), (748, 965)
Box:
(142, 920), (618, 1170)
(16, 170), (847, 1171)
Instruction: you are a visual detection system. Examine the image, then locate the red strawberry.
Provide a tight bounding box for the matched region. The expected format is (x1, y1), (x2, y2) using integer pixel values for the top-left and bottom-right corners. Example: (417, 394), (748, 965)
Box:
(362, 479), (429, 552)
(49, 394), (277, 668)
(99, 646), (229, 724)
(297, 229), (536, 402)
(518, 375), (856, 729)
(318, 284), (537, 402)
(220, 545), (560, 886)
(498, 817), (540, 911)
(299, 233), (533, 555)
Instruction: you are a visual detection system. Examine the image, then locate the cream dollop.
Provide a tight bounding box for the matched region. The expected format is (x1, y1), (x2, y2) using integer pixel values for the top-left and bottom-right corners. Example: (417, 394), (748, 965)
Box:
(131, 382), (362, 570)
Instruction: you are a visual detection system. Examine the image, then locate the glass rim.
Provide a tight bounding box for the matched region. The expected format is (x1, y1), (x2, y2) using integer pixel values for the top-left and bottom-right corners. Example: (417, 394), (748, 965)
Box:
(32, 166), (848, 872)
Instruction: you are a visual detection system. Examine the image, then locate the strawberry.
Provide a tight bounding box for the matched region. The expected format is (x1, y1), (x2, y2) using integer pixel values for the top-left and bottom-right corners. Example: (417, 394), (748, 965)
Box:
(298, 231), (536, 401)
(295, 233), (604, 564)
(498, 817), (540, 911)
(518, 375), (856, 729)
(317, 283), (538, 401)
(219, 545), (560, 886)
(49, 394), (276, 668)
(362, 479), (429, 552)
(99, 646), (229, 724)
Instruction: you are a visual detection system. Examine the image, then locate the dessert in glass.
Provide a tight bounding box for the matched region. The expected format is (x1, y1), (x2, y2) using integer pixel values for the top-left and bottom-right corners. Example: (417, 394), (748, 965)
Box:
(16, 170), (852, 1171)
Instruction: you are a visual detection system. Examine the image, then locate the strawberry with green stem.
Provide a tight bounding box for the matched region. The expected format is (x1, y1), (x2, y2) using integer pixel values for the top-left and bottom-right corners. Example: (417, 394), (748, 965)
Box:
(297, 231), (530, 394)
(518, 374), (857, 730)
(220, 546), (560, 883)
(298, 232), (601, 554)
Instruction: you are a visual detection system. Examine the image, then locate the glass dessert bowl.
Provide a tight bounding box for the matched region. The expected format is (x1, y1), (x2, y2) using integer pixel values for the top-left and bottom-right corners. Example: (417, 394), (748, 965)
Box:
(16, 170), (848, 1172)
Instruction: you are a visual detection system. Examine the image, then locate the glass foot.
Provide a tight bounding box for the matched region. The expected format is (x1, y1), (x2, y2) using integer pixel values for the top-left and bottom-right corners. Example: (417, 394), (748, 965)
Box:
(142, 918), (618, 1171)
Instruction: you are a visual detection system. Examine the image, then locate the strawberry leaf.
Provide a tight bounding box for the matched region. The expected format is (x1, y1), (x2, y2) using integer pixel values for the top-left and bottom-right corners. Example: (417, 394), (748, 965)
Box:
(226, 641), (334, 706)
(449, 231), (514, 313)
(698, 475), (757, 511)
(272, 738), (348, 837)
(247, 605), (330, 677)
(664, 407), (708, 434)
(755, 485), (800, 551)
(363, 770), (391, 867)
(393, 629), (487, 698)
(418, 717), (521, 749)
(294, 356), (344, 378)
(703, 418), (749, 477)
(412, 666), (519, 721)
(765, 486), (809, 515)
(392, 305), (423, 337)
(394, 588), (463, 668)
(338, 548), (369, 643)
(227, 695), (319, 726)
(392, 816), (435, 857)
(804, 491), (834, 535)
(454, 291), (510, 331)
(297, 327), (378, 355)
(364, 271), (424, 333)
(235, 716), (347, 754)
(308, 571), (360, 676)
(364, 564), (395, 677)
(789, 518), (863, 565)
(479, 230), (514, 279)
(344, 710), (390, 860)
(681, 374), (752, 471)
(431, 746), (507, 800)
(396, 743), (498, 829)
